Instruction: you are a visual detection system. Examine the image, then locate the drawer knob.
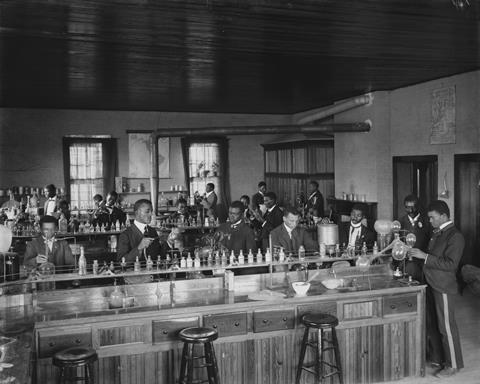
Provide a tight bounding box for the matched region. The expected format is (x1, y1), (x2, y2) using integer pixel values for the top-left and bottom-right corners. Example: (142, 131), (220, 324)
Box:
(162, 330), (169, 335)
(282, 317), (287, 322)
(390, 304), (396, 309)
(74, 339), (82, 344)
(262, 319), (268, 324)
(48, 342), (55, 347)
(234, 322), (240, 327)
(212, 325), (217, 329)
(407, 302), (413, 307)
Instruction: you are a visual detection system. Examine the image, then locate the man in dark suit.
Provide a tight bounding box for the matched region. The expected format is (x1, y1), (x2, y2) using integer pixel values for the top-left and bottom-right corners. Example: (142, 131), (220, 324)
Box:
(409, 200), (464, 378)
(216, 201), (256, 255)
(398, 194), (431, 281)
(43, 184), (60, 218)
(117, 199), (172, 263)
(252, 192), (284, 250)
(251, 181), (266, 210)
(305, 180), (324, 218)
(105, 191), (127, 227)
(24, 215), (75, 270)
(340, 204), (376, 250)
(270, 206), (319, 253)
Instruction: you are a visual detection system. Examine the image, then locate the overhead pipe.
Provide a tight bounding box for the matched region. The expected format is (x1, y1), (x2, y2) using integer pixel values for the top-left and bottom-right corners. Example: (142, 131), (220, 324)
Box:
(149, 121), (371, 211)
(293, 94), (373, 125)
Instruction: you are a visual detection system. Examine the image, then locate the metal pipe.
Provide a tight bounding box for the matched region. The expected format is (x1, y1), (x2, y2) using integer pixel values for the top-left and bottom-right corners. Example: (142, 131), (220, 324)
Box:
(151, 122), (370, 138)
(293, 94), (372, 125)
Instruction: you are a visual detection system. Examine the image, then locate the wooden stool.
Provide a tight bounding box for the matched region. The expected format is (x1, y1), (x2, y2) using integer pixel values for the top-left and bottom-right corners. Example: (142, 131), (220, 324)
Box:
(52, 347), (98, 384)
(178, 327), (220, 384)
(296, 313), (344, 384)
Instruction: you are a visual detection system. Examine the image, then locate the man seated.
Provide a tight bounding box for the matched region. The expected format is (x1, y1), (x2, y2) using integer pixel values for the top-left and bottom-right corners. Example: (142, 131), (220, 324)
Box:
(240, 195), (253, 222)
(117, 199), (172, 263)
(24, 215), (75, 270)
(96, 191), (127, 229)
(270, 207), (319, 254)
(340, 204), (376, 251)
(169, 199), (191, 223)
(252, 192), (284, 250)
(216, 201), (256, 255)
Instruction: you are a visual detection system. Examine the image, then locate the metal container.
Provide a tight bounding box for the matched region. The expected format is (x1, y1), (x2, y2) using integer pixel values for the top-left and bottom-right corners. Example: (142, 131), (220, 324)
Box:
(317, 223), (339, 246)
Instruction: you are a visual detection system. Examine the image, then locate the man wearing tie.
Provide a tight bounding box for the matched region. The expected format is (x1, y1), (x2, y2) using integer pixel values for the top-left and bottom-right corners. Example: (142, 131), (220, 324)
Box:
(216, 201), (256, 254)
(252, 192), (284, 250)
(270, 207), (319, 253)
(24, 215), (75, 269)
(200, 183), (218, 218)
(43, 184), (59, 217)
(305, 180), (324, 218)
(408, 201), (464, 378)
(117, 199), (172, 263)
(343, 204), (375, 250)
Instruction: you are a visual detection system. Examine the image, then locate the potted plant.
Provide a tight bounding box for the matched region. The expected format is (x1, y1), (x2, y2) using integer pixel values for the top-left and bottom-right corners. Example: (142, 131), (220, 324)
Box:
(211, 161), (219, 176)
(196, 161), (205, 178)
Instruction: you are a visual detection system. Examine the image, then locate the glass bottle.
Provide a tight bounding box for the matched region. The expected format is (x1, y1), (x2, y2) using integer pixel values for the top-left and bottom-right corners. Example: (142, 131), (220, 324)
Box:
(146, 255), (153, 271)
(134, 256), (141, 272)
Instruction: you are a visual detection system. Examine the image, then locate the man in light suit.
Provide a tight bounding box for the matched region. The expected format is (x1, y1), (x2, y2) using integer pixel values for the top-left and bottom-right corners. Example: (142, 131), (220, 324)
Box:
(117, 199), (172, 263)
(24, 215), (75, 270)
(270, 206), (319, 254)
(409, 200), (464, 378)
(200, 183), (218, 218)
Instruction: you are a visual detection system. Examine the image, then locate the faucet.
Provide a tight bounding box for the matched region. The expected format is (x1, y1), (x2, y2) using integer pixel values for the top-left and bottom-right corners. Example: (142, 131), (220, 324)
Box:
(330, 268), (337, 279)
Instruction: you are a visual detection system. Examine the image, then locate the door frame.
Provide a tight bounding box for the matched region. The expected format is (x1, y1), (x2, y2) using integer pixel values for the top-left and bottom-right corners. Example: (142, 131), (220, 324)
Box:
(454, 153), (480, 224)
(392, 155), (438, 218)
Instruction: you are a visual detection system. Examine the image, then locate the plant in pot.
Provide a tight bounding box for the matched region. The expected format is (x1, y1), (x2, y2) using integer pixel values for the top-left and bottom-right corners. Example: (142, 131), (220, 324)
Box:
(211, 161), (219, 176)
(196, 161), (205, 178)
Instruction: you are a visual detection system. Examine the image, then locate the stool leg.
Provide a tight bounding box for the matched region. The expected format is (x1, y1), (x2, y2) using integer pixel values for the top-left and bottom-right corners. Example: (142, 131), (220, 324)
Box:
(57, 367), (65, 384)
(204, 341), (220, 384)
(86, 362), (95, 384)
(186, 343), (195, 384)
(316, 329), (324, 384)
(296, 327), (310, 384)
(331, 328), (343, 384)
(179, 343), (190, 384)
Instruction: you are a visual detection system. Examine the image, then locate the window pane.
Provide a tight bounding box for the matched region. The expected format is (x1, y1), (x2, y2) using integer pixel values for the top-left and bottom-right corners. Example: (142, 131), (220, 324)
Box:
(188, 143), (221, 198)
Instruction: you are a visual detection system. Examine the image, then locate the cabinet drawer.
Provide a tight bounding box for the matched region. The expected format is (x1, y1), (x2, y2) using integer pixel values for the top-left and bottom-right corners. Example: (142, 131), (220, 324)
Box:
(38, 330), (92, 358)
(253, 309), (295, 333)
(383, 294), (417, 315)
(152, 317), (199, 343)
(203, 312), (247, 337)
(298, 301), (337, 318)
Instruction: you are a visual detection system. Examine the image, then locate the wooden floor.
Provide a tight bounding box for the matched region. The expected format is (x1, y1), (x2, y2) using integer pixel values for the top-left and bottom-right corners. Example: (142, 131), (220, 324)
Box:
(379, 289), (480, 384)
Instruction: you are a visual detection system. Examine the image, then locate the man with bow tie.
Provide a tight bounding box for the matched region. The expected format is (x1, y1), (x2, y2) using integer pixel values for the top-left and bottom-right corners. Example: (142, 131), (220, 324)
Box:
(216, 201), (256, 255)
(117, 199), (172, 263)
(43, 184), (60, 218)
(408, 200), (464, 378)
(305, 180), (324, 218)
(341, 204), (375, 251)
(24, 215), (75, 269)
(399, 194), (431, 281)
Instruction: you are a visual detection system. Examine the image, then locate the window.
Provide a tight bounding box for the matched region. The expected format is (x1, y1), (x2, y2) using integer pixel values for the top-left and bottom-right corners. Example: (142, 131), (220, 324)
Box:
(69, 142), (104, 209)
(188, 142), (222, 196)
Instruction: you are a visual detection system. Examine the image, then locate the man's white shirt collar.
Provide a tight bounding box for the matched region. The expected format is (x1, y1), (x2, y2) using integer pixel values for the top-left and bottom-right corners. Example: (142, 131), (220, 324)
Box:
(134, 220), (147, 234)
(439, 220), (453, 231)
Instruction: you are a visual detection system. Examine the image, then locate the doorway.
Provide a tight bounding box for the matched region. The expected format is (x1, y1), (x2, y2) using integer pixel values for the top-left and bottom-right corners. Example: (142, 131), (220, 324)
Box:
(393, 156), (438, 219)
(454, 154), (480, 266)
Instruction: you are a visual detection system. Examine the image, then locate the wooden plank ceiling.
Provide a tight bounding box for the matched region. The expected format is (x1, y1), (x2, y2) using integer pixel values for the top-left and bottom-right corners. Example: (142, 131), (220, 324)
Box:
(0, 0), (479, 113)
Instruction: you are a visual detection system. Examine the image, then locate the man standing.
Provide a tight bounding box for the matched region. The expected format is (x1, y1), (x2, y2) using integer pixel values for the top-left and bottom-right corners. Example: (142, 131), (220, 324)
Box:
(399, 194), (431, 281)
(200, 183), (218, 218)
(252, 181), (267, 210)
(270, 207), (318, 254)
(409, 200), (464, 378)
(252, 192), (283, 250)
(43, 184), (59, 217)
(305, 180), (324, 218)
(216, 201), (256, 255)
(117, 199), (172, 263)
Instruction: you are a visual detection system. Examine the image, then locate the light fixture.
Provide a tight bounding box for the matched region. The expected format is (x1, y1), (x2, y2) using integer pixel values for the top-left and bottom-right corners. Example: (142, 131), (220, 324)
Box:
(451, 0), (470, 10)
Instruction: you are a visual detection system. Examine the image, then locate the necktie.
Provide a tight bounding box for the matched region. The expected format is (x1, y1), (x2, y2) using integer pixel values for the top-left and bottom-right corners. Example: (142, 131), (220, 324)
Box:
(144, 226), (150, 236)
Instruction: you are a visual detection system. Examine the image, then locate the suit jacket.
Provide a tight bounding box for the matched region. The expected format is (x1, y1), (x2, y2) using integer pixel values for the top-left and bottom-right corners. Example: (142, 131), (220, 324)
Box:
(43, 197), (60, 217)
(339, 222), (376, 249)
(24, 237), (75, 268)
(424, 223), (464, 294)
(216, 221), (256, 254)
(251, 192), (264, 209)
(117, 224), (169, 262)
(253, 205), (284, 249)
(270, 224), (319, 253)
(399, 214), (431, 252)
(201, 192), (218, 215)
(305, 190), (324, 217)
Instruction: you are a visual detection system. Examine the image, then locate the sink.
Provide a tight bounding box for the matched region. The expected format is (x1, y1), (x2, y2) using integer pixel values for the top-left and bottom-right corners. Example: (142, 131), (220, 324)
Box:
(321, 278), (347, 290)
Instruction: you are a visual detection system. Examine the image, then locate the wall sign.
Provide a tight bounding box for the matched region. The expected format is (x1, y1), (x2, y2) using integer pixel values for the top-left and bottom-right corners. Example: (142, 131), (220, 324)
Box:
(430, 86), (456, 145)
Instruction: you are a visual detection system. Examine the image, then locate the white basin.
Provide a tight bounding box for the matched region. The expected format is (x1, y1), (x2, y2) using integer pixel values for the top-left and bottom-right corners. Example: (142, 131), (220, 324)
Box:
(321, 278), (345, 290)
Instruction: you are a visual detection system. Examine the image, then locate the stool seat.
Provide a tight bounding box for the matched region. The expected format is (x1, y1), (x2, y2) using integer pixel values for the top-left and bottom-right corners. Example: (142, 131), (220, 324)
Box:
(301, 313), (339, 328)
(179, 327), (218, 343)
(53, 347), (97, 364)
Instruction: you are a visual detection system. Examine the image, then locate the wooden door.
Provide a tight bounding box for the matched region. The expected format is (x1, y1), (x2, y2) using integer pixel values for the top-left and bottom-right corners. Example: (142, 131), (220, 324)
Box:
(454, 154), (480, 266)
(393, 156), (438, 219)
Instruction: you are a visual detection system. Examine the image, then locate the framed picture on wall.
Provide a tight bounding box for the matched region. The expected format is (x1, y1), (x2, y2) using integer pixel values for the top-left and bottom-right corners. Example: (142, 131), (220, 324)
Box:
(127, 131), (170, 178)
